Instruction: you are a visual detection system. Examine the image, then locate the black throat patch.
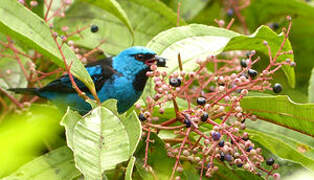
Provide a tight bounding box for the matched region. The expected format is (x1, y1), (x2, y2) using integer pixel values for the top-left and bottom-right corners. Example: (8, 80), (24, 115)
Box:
(133, 68), (150, 92)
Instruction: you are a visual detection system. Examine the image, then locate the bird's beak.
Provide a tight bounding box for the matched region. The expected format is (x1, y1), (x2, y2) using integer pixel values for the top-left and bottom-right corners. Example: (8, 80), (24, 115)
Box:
(145, 55), (167, 67)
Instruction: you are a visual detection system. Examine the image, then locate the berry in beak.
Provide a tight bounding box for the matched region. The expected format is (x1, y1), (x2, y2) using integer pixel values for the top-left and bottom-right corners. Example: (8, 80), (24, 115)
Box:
(144, 56), (167, 67)
(155, 56), (167, 67)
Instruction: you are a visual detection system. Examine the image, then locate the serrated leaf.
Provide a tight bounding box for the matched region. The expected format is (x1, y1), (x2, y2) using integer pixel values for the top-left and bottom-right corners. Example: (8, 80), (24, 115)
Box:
(309, 68), (314, 103)
(80, 0), (134, 37)
(125, 156), (136, 180)
(224, 25), (295, 87)
(247, 129), (314, 171)
(0, 0), (95, 94)
(2, 147), (80, 180)
(61, 99), (141, 179)
(240, 95), (314, 137)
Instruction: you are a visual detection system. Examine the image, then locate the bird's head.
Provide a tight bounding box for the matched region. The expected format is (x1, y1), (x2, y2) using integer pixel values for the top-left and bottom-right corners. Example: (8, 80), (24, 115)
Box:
(112, 46), (166, 76)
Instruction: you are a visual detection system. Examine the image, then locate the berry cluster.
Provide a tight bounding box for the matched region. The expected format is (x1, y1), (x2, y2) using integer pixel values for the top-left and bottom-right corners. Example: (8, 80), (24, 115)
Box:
(136, 19), (294, 180)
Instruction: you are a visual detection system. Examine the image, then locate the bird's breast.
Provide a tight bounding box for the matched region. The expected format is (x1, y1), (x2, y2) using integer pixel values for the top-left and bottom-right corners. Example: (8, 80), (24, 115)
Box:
(97, 75), (138, 102)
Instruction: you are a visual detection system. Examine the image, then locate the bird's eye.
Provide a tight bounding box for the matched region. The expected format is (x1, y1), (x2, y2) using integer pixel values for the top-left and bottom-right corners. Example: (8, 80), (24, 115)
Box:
(134, 54), (145, 61)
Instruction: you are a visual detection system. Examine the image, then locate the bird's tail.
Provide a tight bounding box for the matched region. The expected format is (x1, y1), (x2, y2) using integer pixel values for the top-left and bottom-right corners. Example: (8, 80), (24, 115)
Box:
(8, 88), (39, 95)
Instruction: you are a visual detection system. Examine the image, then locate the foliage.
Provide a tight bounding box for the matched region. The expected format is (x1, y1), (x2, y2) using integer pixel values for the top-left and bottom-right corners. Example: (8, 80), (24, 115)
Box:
(0, 0), (313, 180)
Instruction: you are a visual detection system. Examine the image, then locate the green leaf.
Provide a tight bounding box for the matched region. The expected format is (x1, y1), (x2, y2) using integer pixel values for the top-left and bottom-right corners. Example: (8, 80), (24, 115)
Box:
(147, 24), (295, 88)
(0, 56), (29, 89)
(101, 100), (142, 156)
(224, 25), (295, 88)
(125, 157), (136, 180)
(61, 107), (128, 179)
(252, 139), (311, 179)
(2, 146), (80, 180)
(168, 0), (210, 21)
(147, 24), (239, 74)
(0, 104), (64, 177)
(55, 0), (185, 55)
(240, 95), (314, 137)
(118, 0), (186, 45)
(80, 0), (134, 37)
(0, 0), (95, 94)
(309, 68), (314, 103)
(190, 1), (223, 25)
(135, 133), (175, 180)
(246, 120), (314, 160)
(61, 99), (141, 179)
(243, 0), (314, 31)
(247, 129), (314, 171)
(54, 1), (133, 55)
(242, 0), (314, 100)
(181, 160), (263, 180)
(26, 0), (44, 18)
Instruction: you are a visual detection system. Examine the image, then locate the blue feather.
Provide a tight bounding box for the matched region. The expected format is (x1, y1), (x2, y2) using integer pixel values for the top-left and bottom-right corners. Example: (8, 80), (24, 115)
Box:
(9, 46), (164, 115)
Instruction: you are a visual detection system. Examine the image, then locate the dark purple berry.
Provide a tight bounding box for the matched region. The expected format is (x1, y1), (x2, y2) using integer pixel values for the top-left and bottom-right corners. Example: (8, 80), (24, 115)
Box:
(169, 78), (181, 87)
(220, 152), (225, 161)
(138, 113), (146, 121)
(236, 89), (242, 93)
(246, 146), (253, 152)
(218, 140), (224, 147)
(197, 97), (206, 106)
(266, 158), (275, 166)
(207, 163), (213, 168)
(90, 25), (99, 33)
(248, 69), (258, 78)
(225, 154), (232, 161)
(201, 112), (208, 122)
(246, 52), (251, 58)
(237, 164), (243, 168)
(273, 83), (282, 93)
(227, 8), (234, 17)
(212, 132), (221, 141)
(240, 59), (248, 68)
(184, 118), (191, 128)
(156, 57), (167, 67)
(270, 23), (280, 30)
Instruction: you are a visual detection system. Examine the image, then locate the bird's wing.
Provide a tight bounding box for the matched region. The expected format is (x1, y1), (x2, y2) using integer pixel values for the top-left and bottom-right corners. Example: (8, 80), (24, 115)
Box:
(40, 57), (116, 93)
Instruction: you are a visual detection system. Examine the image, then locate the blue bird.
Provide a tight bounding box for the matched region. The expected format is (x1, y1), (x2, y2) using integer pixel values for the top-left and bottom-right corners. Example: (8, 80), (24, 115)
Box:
(9, 46), (166, 115)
